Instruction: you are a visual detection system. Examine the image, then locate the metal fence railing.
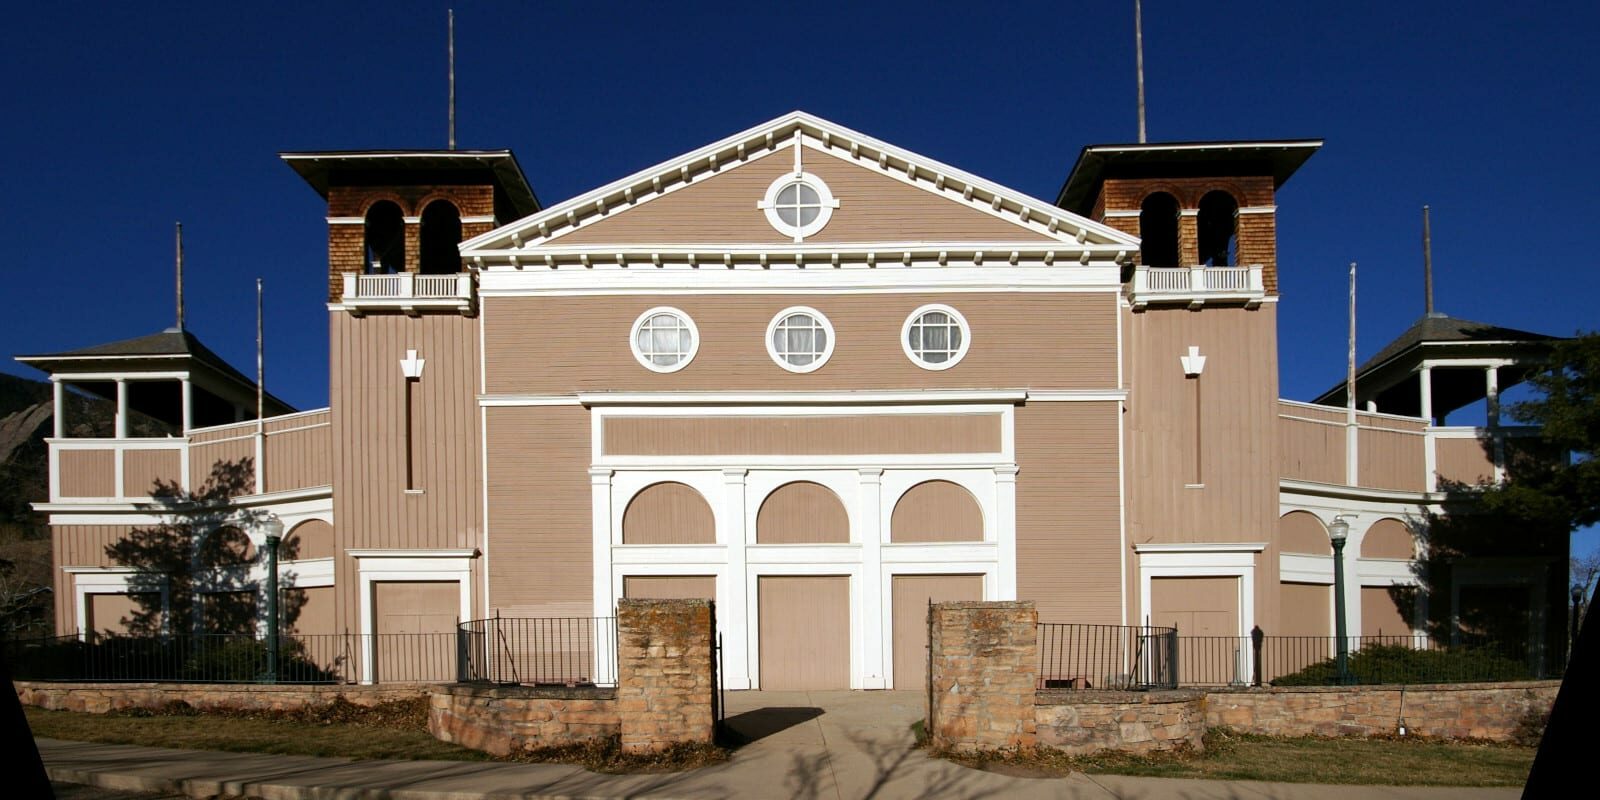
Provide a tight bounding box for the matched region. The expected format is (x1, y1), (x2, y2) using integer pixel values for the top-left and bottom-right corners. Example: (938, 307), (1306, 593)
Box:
(3, 632), (458, 684)
(1037, 622), (1178, 690)
(457, 616), (618, 687)
(1176, 630), (1561, 687)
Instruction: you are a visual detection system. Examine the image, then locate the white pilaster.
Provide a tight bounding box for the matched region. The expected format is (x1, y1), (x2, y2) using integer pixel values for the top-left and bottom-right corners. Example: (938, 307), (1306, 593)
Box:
(590, 468), (614, 618)
(995, 465), (1020, 599)
(857, 468), (886, 689)
(720, 468), (751, 689)
(1419, 365), (1433, 424)
(180, 378), (193, 435)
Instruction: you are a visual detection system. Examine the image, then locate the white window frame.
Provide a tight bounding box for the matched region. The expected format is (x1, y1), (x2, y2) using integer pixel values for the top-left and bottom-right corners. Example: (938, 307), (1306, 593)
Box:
(757, 173), (839, 242)
(765, 306), (836, 373)
(901, 303), (971, 371)
(628, 306), (699, 374)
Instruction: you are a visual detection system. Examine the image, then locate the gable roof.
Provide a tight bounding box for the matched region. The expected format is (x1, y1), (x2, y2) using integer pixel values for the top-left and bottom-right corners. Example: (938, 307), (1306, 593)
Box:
(461, 111), (1139, 258)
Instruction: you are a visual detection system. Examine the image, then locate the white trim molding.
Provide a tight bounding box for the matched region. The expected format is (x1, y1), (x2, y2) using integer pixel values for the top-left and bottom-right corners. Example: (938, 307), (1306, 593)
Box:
(628, 306), (700, 374)
(352, 549), (477, 684)
(901, 303), (972, 371)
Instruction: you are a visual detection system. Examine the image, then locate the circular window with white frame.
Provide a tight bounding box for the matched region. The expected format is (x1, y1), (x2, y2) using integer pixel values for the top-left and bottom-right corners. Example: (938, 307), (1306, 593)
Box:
(758, 173), (839, 241)
(630, 307), (699, 373)
(766, 306), (835, 373)
(902, 304), (970, 370)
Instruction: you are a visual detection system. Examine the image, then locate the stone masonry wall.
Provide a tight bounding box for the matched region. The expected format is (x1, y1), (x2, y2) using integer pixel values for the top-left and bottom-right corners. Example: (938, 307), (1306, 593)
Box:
(615, 598), (715, 753)
(428, 685), (618, 756)
(928, 600), (1038, 752)
(14, 681), (425, 715)
(1206, 681), (1559, 741)
(1036, 690), (1206, 756)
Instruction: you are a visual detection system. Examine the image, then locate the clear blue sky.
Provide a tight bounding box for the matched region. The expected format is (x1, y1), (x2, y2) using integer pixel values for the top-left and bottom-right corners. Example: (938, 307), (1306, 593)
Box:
(3, 2), (1596, 553)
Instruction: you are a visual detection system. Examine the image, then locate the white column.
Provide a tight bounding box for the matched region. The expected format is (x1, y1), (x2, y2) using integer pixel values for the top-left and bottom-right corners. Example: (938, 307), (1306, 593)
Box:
(52, 379), (65, 438)
(1419, 365), (1433, 424)
(995, 466), (1020, 600)
(1487, 367), (1506, 482)
(589, 468), (616, 685)
(114, 379), (128, 438)
(720, 468), (751, 690)
(857, 468), (886, 690)
(180, 378), (193, 434)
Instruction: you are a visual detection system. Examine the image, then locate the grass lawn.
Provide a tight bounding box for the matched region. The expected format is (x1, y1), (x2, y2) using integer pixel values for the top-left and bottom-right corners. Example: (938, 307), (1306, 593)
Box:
(26, 706), (494, 763)
(946, 729), (1535, 787)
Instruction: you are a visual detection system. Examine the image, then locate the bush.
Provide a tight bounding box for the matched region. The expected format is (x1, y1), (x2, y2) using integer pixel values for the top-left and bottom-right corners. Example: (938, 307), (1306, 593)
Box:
(1271, 644), (1531, 686)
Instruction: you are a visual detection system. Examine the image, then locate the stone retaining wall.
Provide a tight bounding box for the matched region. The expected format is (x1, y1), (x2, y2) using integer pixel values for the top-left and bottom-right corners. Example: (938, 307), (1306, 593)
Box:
(14, 681), (425, 714)
(1205, 681), (1558, 741)
(427, 684), (618, 756)
(1036, 690), (1206, 755)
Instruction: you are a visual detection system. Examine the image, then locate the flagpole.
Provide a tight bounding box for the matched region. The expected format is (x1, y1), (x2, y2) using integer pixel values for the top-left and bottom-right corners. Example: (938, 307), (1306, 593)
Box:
(1346, 262), (1358, 486)
(1135, 0), (1147, 143)
(255, 278), (266, 494)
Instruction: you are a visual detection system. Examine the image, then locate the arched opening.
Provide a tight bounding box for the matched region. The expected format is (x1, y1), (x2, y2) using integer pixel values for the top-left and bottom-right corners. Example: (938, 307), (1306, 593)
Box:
(1197, 190), (1239, 267)
(890, 480), (983, 542)
(363, 201), (405, 274)
(1361, 519), (1415, 559)
(622, 482), (715, 544)
(282, 519), (335, 561)
(418, 200), (463, 274)
(1139, 192), (1180, 267)
(756, 481), (848, 544)
(1278, 511), (1331, 555)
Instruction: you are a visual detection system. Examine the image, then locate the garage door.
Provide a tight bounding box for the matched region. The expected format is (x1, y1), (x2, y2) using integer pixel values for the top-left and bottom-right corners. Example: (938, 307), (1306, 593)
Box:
(891, 574), (983, 690)
(86, 592), (160, 636)
(1151, 576), (1241, 685)
(758, 576), (849, 690)
(623, 575), (716, 601)
(373, 580), (459, 682)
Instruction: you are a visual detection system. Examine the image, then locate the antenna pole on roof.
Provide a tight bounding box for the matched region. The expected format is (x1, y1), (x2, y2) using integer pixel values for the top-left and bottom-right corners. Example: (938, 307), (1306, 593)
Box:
(1135, 0), (1147, 143)
(175, 222), (185, 331)
(448, 8), (456, 150)
(1422, 205), (1434, 317)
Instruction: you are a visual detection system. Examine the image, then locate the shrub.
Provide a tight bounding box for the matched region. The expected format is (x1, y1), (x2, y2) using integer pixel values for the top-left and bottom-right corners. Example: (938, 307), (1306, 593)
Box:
(1271, 644), (1531, 686)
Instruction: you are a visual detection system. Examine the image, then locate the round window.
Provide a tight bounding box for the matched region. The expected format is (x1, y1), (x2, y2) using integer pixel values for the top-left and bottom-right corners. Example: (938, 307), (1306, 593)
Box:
(759, 173), (838, 240)
(766, 307), (835, 373)
(630, 307), (698, 373)
(902, 304), (970, 370)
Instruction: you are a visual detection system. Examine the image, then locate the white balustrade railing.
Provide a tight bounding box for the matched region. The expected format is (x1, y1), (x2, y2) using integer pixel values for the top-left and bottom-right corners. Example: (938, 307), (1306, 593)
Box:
(1132, 265), (1265, 306)
(341, 272), (472, 303)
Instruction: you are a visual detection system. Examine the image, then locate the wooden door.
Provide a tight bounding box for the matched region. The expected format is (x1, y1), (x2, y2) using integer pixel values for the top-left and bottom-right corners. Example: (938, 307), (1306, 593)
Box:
(373, 580), (458, 682)
(891, 574), (983, 690)
(758, 576), (849, 690)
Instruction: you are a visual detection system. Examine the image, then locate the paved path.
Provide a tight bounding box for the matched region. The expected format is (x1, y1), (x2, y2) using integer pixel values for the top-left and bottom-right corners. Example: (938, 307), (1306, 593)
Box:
(36, 690), (1524, 800)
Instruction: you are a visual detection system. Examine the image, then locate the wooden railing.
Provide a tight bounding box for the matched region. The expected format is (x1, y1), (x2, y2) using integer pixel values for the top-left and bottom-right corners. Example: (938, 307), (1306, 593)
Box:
(340, 273), (474, 315)
(1130, 264), (1265, 308)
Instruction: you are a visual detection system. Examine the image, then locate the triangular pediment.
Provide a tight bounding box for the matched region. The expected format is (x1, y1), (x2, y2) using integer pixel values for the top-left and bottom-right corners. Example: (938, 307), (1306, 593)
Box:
(461, 112), (1139, 260)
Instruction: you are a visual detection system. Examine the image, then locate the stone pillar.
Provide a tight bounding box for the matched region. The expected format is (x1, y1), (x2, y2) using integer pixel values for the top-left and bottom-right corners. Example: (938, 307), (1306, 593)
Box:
(616, 598), (715, 754)
(927, 600), (1038, 752)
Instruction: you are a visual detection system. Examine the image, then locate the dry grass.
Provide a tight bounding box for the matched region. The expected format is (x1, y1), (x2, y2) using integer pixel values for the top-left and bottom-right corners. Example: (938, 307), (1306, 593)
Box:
(27, 701), (728, 773)
(937, 728), (1535, 787)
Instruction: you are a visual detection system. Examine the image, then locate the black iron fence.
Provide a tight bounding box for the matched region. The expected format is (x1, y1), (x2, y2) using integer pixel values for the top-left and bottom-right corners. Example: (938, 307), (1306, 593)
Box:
(1176, 630), (1561, 687)
(457, 616), (617, 687)
(1037, 622), (1179, 690)
(3, 631), (458, 684)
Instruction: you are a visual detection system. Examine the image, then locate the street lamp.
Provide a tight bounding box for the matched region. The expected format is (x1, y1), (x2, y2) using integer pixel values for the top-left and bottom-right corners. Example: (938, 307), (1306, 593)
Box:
(261, 513), (285, 683)
(1329, 515), (1352, 685)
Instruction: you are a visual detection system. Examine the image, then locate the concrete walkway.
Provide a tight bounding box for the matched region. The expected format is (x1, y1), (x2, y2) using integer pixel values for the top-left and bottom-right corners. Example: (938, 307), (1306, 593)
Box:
(36, 690), (1523, 800)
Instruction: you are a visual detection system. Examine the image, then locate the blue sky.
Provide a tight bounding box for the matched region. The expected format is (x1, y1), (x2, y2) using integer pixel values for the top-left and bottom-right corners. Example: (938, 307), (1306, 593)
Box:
(3, 2), (1596, 553)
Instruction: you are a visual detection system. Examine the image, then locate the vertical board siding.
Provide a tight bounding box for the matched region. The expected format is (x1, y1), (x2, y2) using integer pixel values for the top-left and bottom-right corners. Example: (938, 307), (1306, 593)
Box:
(188, 437), (255, 494)
(1361, 586), (1414, 637)
(889, 481), (984, 543)
(265, 425), (332, 492)
(484, 293), (1116, 394)
(1277, 582), (1331, 636)
(1016, 401), (1122, 624)
(121, 448), (182, 497)
(284, 519), (336, 560)
(758, 575), (851, 690)
(1278, 511), (1331, 555)
(1358, 427), (1425, 491)
(1436, 436), (1496, 486)
(484, 405), (592, 617)
(58, 450), (114, 497)
(621, 482), (716, 544)
(52, 524), (135, 633)
(890, 574), (983, 689)
(1361, 518), (1415, 560)
(189, 421), (256, 443)
(553, 146), (1053, 246)
(602, 414), (1002, 456)
(1125, 307), (1279, 548)
(755, 481), (850, 544)
(332, 312), (482, 635)
(1278, 416), (1345, 485)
